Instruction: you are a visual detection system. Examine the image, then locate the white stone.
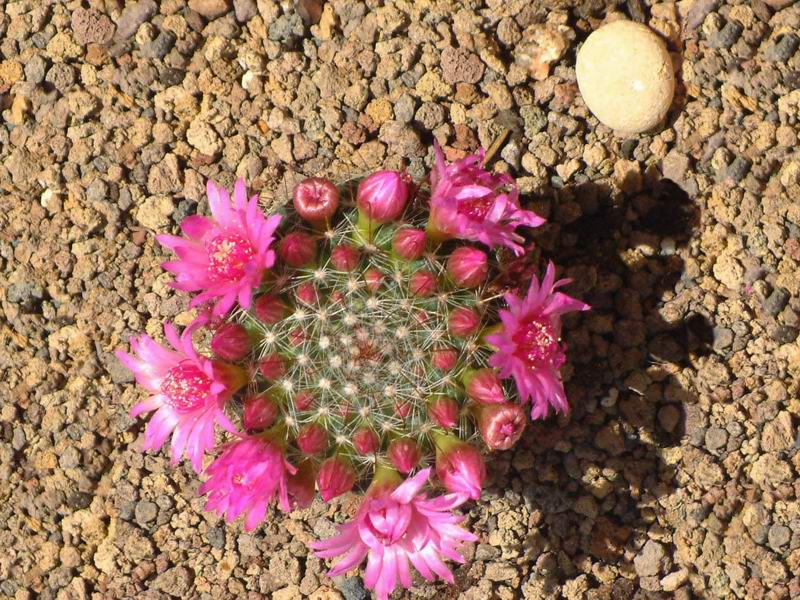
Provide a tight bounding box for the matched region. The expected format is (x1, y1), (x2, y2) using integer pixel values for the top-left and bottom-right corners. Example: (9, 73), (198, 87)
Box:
(576, 20), (675, 134)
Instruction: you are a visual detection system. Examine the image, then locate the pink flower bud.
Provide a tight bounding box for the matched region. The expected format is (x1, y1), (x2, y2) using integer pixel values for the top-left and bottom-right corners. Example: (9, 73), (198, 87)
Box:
(294, 391), (315, 411)
(357, 170), (409, 224)
(353, 427), (380, 454)
(317, 457), (355, 501)
(259, 353), (287, 380)
(296, 423), (328, 455)
(428, 396), (459, 429)
(435, 436), (485, 500)
(431, 347), (458, 371)
(210, 322), (251, 361)
(478, 403), (527, 450)
(464, 368), (505, 404)
(287, 459), (317, 509)
(254, 294), (287, 324)
(447, 246), (488, 288)
(409, 270), (437, 297)
(394, 399), (411, 418)
(392, 228), (426, 260)
(279, 231), (317, 267)
(243, 394), (278, 430)
(364, 268), (384, 292)
(296, 282), (319, 305)
(448, 307), (481, 337)
(330, 244), (360, 271)
(288, 327), (306, 347)
(293, 177), (339, 224)
(388, 438), (421, 474)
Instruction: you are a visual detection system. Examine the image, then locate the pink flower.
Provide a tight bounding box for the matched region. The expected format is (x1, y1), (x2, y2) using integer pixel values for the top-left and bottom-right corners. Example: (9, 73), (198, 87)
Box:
(199, 435), (297, 530)
(310, 468), (477, 600)
(293, 177), (339, 224)
(448, 307), (481, 337)
(477, 403), (527, 450)
(388, 438), (421, 474)
(434, 435), (485, 500)
(158, 179), (281, 316)
(317, 456), (356, 501)
(243, 394), (278, 431)
(464, 368), (505, 404)
(447, 246), (488, 288)
(278, 231), (317, 267)
(357, 170), (410, 224)
(211, 322), (252, 361)
(392, 227), (427, 260)
(428, 396), (459, 429)
(115, 321), (244, 472)
(428, 142), (544, 255)
(485, 262), (590, 420)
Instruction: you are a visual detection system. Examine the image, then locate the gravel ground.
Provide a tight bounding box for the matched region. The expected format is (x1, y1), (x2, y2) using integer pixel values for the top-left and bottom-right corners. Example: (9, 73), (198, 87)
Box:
(1, 1), (799, 599)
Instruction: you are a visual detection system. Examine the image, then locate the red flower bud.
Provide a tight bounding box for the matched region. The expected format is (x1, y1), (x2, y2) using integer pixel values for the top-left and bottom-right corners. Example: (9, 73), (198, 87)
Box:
(254, 294), (287, 324)
(296, 282), (319, 305)
(447, 246), (488, 288)
(464, 368), (505, 404)
(428, 396), (459, 429)
(477, 403), (527, 450)
(293, 177), (339, 224)
(434, 435), (485, 500)
(279, 231), (317, 267)
(409, 270), (437, 297)
(259, 353), (287, 380)
(364, 267), (384, 292)
(431, 347), (458, 371)
(288, 327), (306, 347)
(353, 427), (380, 454)
(287, 459), (317, 509)
(330, 244), (360, 271)
(296, 423), (328, 455)
(317, 457), (355, 501)
(293, 391), (315, 411)
(392, 228), (426, 260)
(210, 322), (251, 361)
(357, 170), (409, 224)
(243, 394), (278, 430)
(388, 438), (420, 474)
(448, 307), (481, 337)
(395, 399), (411, 418)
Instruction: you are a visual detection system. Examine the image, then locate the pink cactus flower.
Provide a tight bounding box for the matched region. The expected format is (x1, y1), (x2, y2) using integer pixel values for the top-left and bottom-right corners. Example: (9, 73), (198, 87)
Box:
(392, 227), (427, 260)
(317, 456), (356, 501)
(448, 306), (481, 337)
(115, 321), (244, 472)
(357, 170), (410, 224)
(199, 435), (297, 530)
(428, 142), (544, 255)
(210, 322), (252, 361)
(310, 467), (477, 600)
(388, 438), (421, 474)
(447, 246), (488, 288)
(464, 368), (505, 404)
(485, 262), (590, 420)
(157, 179), (281, 316)
(293, 177), (339, 224)
(477, 403), (527, 450)
(434, 434), (485, 500)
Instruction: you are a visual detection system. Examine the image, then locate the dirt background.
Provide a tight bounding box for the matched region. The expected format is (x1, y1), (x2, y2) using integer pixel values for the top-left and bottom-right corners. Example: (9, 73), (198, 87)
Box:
(1, 0), (799, 599)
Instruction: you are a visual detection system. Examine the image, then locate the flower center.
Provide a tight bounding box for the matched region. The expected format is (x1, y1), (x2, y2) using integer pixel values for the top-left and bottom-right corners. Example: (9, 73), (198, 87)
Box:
(160, 361), (213, 412)
(513, 317), (558, 366)
(206, 233), (255, 281)
(458, 196), (493, 221)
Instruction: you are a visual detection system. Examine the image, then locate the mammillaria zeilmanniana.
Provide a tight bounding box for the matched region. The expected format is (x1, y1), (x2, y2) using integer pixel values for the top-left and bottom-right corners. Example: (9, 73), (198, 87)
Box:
(116, 142), (589, 599)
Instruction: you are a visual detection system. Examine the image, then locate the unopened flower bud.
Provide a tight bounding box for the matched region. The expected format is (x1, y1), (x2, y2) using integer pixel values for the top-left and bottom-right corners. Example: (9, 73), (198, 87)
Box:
(296, 282), (319, 305)
(254, 294), (287, 324)
(357, 170), (409, 224)
(409, 270), (437, 297)
(364, 267), (384, 292)
(293, 177), (339, 224)
(447, 246), (488, 288)
(464, 368), (505, 404)
(477, 403), (527, 450)
(296, 423), (328, 455)
(211, 322), (252, 361)
(243, 394), (278, 430)
(259, 353), (287, 380)
(288, 327), (306, 347)
(287, 459), (317, 509)
(394, 399), (411, 418)
(392, 228), (426, 260)
(448, 307), (481, 337)
(434, 434), (485, 500)
(278, 231), (317, 267)
(317, 456), (355, 501)
(330, 244), (360, 271)
(294, 391), (315, 411)
(353, 427), (380, 454)
(388, 438), (421, 474)
(432, 347), (458, 371)
(428, 396), (459, 429)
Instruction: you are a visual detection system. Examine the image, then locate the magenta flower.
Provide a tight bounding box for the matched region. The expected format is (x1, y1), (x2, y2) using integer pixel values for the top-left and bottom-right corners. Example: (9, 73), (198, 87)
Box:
(311, 467), (477, 600)
(199, 435), (297, 530)
(157, 179), (282, 316)
(485, 262), (590, 420)
(115, 321), (244, 472)
(428, 142), (545, 255)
